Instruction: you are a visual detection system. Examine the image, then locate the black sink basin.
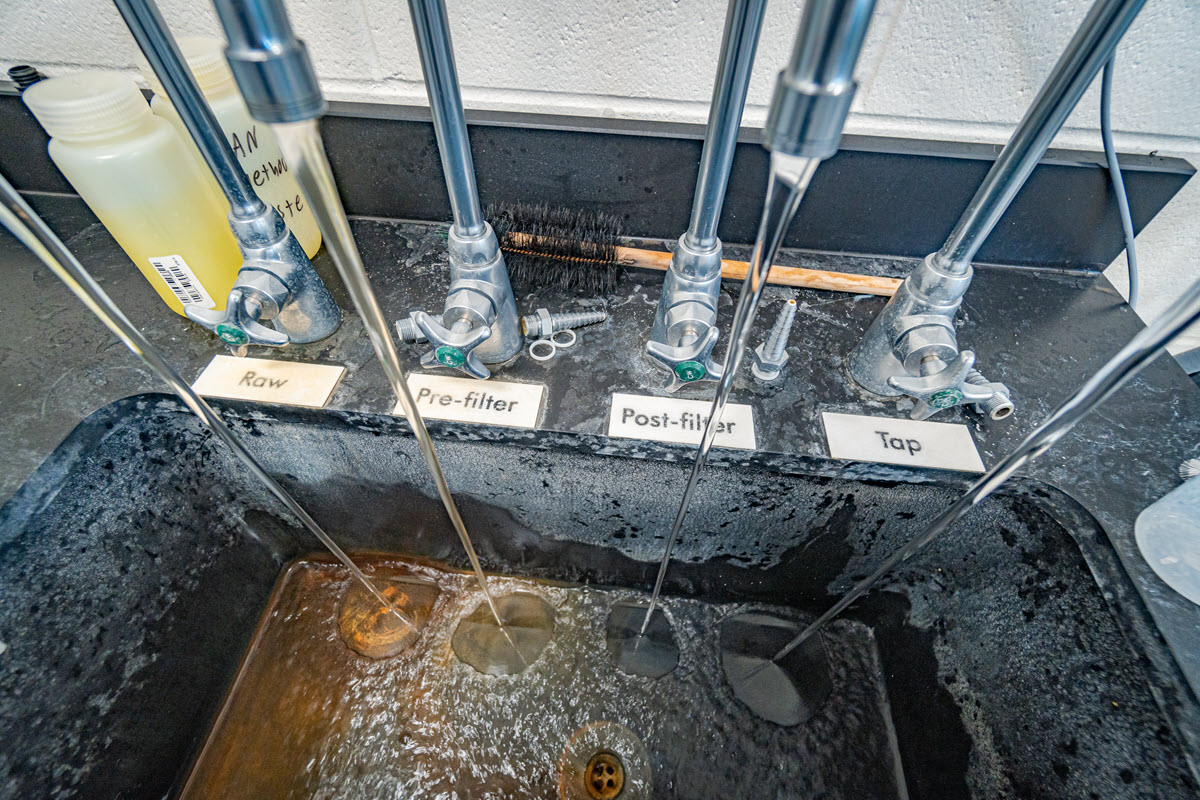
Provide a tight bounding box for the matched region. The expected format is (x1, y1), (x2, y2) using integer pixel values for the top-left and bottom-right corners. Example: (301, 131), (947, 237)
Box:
(0, 394), (1196, 798)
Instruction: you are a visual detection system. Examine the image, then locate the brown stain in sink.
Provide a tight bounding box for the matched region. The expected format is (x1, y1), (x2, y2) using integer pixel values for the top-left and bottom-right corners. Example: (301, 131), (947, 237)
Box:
(177, 556), (905, 800)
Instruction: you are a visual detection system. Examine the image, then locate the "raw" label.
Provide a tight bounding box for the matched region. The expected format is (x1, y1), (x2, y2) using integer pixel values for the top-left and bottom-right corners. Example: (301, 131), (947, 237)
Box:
(822, 411), (984, 472)
(192, 355), (345, 408)
(394, 374), (544, 429)
(607, 393), (756, 450)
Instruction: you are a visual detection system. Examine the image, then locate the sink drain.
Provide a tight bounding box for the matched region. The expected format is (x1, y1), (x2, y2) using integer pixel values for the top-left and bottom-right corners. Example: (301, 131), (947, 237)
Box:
(452, 592), (555, 676)
(338, 575), (440, 659)
(558, 721), (649, 800)
(584, 752), (624, 800)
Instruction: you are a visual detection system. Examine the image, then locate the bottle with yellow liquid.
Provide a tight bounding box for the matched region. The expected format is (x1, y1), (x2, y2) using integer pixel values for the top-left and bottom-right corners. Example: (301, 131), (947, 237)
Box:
(23, 72), (242, 317)
(137, 37), (322, 259)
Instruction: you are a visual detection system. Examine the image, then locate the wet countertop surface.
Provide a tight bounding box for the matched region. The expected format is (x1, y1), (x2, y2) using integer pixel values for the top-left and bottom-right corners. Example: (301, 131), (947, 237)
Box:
(2, 192), (1199, 703)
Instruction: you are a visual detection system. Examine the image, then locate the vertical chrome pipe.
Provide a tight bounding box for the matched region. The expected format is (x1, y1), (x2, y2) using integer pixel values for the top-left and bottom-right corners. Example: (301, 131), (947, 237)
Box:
(119, 0), (340, 347)
(406, 0), (485, 237)
(213, 0), (507, 627)
(646, 0), (767, 389)
(935, 0), (1146, 273)
(685, 0), (769, 251)
(114, 0), (264, 218)
(847, 0), (1145, 415)
(640, 0), (876, 634)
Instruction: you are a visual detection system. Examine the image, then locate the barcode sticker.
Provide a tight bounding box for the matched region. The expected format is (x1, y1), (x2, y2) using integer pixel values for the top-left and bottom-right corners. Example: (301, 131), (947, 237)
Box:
(148, 255), (215, 308)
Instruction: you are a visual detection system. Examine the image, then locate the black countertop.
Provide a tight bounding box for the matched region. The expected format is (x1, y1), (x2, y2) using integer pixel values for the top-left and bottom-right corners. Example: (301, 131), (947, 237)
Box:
(3, 192), (1199, 711)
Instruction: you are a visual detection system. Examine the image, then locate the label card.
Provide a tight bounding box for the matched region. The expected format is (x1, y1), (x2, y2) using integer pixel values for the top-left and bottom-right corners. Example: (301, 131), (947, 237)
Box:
(821, 411), (985, 473)
(607, 393), (757, 450)
(394, 374), (544, 429)
(192, 355), (345, 408)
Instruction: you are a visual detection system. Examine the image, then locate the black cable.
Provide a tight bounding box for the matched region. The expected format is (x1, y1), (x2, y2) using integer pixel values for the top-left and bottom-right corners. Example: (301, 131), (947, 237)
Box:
(1101, 54), (1139, 310)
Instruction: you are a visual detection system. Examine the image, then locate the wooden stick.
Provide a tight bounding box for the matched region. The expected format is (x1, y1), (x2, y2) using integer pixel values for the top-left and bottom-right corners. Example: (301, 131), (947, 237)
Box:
(505, 233), (900, 297)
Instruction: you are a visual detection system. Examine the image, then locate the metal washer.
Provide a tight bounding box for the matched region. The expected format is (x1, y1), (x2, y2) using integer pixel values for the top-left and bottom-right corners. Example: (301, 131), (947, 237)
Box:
(530, 338), (557, 361)
(551, 328), (577, 349)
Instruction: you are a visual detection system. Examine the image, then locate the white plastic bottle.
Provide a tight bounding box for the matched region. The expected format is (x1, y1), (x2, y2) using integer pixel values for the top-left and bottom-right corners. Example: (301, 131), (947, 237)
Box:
(137, 37), (322, 258)
(23, 72), (243, 317)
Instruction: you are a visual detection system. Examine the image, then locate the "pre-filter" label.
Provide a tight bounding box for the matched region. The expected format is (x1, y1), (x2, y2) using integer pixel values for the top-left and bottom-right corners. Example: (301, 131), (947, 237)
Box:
(394, 373), (544, 429)
(607, 393), (756, 450)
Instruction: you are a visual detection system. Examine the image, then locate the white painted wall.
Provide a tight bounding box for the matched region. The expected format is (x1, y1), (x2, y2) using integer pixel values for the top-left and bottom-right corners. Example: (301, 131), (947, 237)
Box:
(3, 0), (1198, 352)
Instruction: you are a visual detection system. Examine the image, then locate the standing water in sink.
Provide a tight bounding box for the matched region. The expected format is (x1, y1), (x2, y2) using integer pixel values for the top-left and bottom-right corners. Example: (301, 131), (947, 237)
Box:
(178, 556), (907, 800)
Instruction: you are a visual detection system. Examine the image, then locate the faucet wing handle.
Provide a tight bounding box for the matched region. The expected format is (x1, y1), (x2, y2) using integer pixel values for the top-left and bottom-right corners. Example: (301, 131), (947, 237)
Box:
(888, 351), (1013, 421)
(410, 311), (492, 380)
(186, 287), (290, 348)
(646, 325), (725, 393)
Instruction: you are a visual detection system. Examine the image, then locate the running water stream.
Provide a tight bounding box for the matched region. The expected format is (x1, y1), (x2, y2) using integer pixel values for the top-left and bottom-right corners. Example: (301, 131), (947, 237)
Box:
(759, 269), (1200, 669)
(634, 155), (817, 641)
(0, 176), (415, 631)
(272, 120), (510, 636)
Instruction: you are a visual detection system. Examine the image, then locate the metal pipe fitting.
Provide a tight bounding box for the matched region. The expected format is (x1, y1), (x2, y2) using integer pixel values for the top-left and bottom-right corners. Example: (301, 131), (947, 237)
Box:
(647, 0), (767, 392)
(763, 0), (874, 160)
(116, 0), (339, 347)
(751, 298), (796, 381)
(520, 307), (608, 340)
(212, 0), (325, 124)
(848, 0), (1145, 419)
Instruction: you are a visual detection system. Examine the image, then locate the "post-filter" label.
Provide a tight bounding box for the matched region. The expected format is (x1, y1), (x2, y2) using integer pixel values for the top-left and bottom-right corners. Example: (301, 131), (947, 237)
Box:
(394, 373), (544, 429)
(822, 411), (985, 472)
(607, 393), (757, 450)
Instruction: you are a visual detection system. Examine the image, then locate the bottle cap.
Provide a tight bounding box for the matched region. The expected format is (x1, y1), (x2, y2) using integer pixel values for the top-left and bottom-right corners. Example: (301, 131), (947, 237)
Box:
(23, 72), (152, 141)
(136, 36), (238, 100)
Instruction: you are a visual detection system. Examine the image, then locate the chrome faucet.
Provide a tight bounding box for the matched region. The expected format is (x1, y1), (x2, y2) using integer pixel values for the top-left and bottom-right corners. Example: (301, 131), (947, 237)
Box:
(115, 0), (340, 348)
(646, 0), (767, 392)
(847, 0), (1145, 420)
(394, 0), (520, 380)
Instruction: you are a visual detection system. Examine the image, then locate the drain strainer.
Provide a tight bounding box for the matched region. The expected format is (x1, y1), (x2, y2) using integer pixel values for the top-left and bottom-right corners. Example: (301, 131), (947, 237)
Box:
(720, 611), (833, 726)
(338, 575), (440, 659)
(452, 591), (555, 676)
(583, 752), (624, 800)
(605, 599), (679, 679)
(558, 721), (650, 800)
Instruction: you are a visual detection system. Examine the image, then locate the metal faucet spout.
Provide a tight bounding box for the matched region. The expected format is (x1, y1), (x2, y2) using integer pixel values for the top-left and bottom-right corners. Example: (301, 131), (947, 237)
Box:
(646, 0), (767, 392)
(848, 0), (1147, 418)
(116, 0), (340, 349)
(398, 0), (520, 375)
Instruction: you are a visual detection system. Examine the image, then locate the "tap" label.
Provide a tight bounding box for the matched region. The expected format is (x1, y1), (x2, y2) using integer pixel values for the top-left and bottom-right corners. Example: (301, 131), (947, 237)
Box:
(821, 411), (984, 472)
(607, 393), (757, 450)
(394, 374), (545, 429)
(192, 355), (345, 408)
